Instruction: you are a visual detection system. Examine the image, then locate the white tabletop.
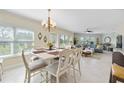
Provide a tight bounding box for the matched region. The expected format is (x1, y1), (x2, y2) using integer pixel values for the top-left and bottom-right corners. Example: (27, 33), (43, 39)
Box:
(35, 53), (57, 60)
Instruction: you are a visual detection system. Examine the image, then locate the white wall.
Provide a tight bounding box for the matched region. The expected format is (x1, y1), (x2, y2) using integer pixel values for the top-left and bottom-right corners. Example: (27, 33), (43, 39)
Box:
(0, 10), (74, 70)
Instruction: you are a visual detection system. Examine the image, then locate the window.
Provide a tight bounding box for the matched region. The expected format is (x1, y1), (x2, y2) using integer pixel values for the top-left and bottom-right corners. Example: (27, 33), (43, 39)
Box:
(0, 26), (13, 56)
(0, 26), (34, 57)
(0, 42), (11, 56)
(14, 28), (34, 53)
(79, 36), (96, 45)
(60, 34), (69, 48)
(49, 33), (57, 47)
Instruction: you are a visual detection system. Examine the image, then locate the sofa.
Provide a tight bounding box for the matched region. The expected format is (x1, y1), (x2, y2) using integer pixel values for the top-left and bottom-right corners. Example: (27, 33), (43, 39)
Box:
(94, 44), (103, 53)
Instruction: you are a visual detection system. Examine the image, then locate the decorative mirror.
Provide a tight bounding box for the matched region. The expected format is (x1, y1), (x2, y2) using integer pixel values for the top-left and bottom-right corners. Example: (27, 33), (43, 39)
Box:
(43, 36), (47, 43)
(38, 32), (42, 40)
(104, 36), (111, 43)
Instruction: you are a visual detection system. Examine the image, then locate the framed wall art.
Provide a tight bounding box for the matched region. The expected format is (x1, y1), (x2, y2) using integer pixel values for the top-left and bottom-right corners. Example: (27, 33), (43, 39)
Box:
(38, 32), (42, 40)
(43, 36), (47, 43)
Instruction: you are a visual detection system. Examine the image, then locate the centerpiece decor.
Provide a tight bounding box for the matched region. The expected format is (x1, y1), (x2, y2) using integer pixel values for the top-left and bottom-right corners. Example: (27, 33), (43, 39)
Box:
(47, 42), (53, 50)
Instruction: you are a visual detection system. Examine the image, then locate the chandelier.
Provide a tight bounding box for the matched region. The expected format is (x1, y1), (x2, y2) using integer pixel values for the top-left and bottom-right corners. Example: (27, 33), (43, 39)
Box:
(41, 9), (56, 32)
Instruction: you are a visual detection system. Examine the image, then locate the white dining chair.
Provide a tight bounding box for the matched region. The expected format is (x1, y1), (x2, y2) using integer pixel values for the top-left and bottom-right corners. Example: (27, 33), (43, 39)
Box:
(45, 49), (74, 83)
(22, 50), (48, 83)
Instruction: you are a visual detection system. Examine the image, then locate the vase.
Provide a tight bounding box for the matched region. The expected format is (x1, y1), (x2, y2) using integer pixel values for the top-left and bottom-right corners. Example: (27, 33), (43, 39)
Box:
(49, 46), (52, 50)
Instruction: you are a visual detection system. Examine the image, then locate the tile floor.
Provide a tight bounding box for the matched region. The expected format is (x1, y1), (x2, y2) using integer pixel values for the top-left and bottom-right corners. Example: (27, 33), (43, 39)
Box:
(0, 51), (112, 83)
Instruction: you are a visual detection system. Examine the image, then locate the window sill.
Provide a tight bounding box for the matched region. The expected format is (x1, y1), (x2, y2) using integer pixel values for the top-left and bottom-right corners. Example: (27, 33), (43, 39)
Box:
(0, 52), (31, 59)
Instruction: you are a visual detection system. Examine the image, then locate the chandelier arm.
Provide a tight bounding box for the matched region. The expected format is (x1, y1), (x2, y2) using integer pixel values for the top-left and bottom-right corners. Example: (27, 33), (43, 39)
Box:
(42, 9), (56, 32)
(48, 17), (50, 32)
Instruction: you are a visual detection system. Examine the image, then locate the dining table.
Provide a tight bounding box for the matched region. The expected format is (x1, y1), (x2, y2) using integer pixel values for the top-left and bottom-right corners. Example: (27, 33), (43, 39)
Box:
(35, 52), (58, 60)
(33, 48), (64, 63)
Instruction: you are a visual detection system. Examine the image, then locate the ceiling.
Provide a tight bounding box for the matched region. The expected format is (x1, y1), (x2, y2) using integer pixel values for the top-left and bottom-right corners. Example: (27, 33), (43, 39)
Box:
(6, 9), (124, 33)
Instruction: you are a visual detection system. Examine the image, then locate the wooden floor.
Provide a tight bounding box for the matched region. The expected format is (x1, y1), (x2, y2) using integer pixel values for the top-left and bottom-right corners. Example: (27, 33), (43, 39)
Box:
(0, 51), (112, 83)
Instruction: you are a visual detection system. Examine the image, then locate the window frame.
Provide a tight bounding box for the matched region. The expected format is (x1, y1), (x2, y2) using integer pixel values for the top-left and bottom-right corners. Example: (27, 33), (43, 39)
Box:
(59, 34), (70, 48)
(49, 33), (57, 47)
(0, 25), (34, 57)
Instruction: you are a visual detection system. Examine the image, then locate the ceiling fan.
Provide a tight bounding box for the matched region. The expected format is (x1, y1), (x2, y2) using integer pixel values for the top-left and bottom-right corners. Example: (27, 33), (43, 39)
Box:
(86, 28), (93, 32)
(83, 28), (93, 33)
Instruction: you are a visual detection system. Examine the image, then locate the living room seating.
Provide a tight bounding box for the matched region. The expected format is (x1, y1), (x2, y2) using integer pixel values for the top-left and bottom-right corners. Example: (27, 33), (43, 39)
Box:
(82, 48), (93, 57)
(80, 42), (103, 53)
(103, 43), (113, 52)
(94, 44), (103, 53)
(109, 52), (124, 83)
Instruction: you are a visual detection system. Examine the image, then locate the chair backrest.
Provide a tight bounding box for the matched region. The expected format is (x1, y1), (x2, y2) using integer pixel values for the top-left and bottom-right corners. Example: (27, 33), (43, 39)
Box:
(22, 50), (30, 70)
(57, 49), (74, 74)
(73, 48), (82, 65)
(112, 52), (124, 67)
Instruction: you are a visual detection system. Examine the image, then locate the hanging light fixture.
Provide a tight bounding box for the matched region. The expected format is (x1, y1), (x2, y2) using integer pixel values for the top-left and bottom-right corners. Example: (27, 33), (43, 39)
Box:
(41, 9), (56, 32)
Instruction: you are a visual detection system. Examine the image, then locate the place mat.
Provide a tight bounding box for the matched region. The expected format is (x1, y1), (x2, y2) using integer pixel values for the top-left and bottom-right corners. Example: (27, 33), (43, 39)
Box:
(33, 50), (46, 54)
(47, 51), (60, 56)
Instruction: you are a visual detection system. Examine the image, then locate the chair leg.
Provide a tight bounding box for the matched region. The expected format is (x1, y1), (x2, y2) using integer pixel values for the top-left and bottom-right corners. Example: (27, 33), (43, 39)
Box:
(27, 72), (31, 83)
(24, 70), (28, 83)
(56, 76), (59, 83)
(0, 63), (3, 81)
(46, 71), (48, 83)
(72, 65), (76, 83)
(0, 63), (3, 75)
(78, 62), (81, 76)
(0, 71), (2, 81)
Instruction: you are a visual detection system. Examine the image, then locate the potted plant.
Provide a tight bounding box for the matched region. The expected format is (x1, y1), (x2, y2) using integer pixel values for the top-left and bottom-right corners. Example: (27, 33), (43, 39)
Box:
(47, 42), (53, 50)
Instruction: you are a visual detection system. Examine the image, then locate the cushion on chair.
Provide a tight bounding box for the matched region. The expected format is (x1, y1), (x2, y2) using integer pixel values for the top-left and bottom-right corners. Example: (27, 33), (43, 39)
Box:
(112, 63), (124, 79)
(29, 58), (47, 72)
